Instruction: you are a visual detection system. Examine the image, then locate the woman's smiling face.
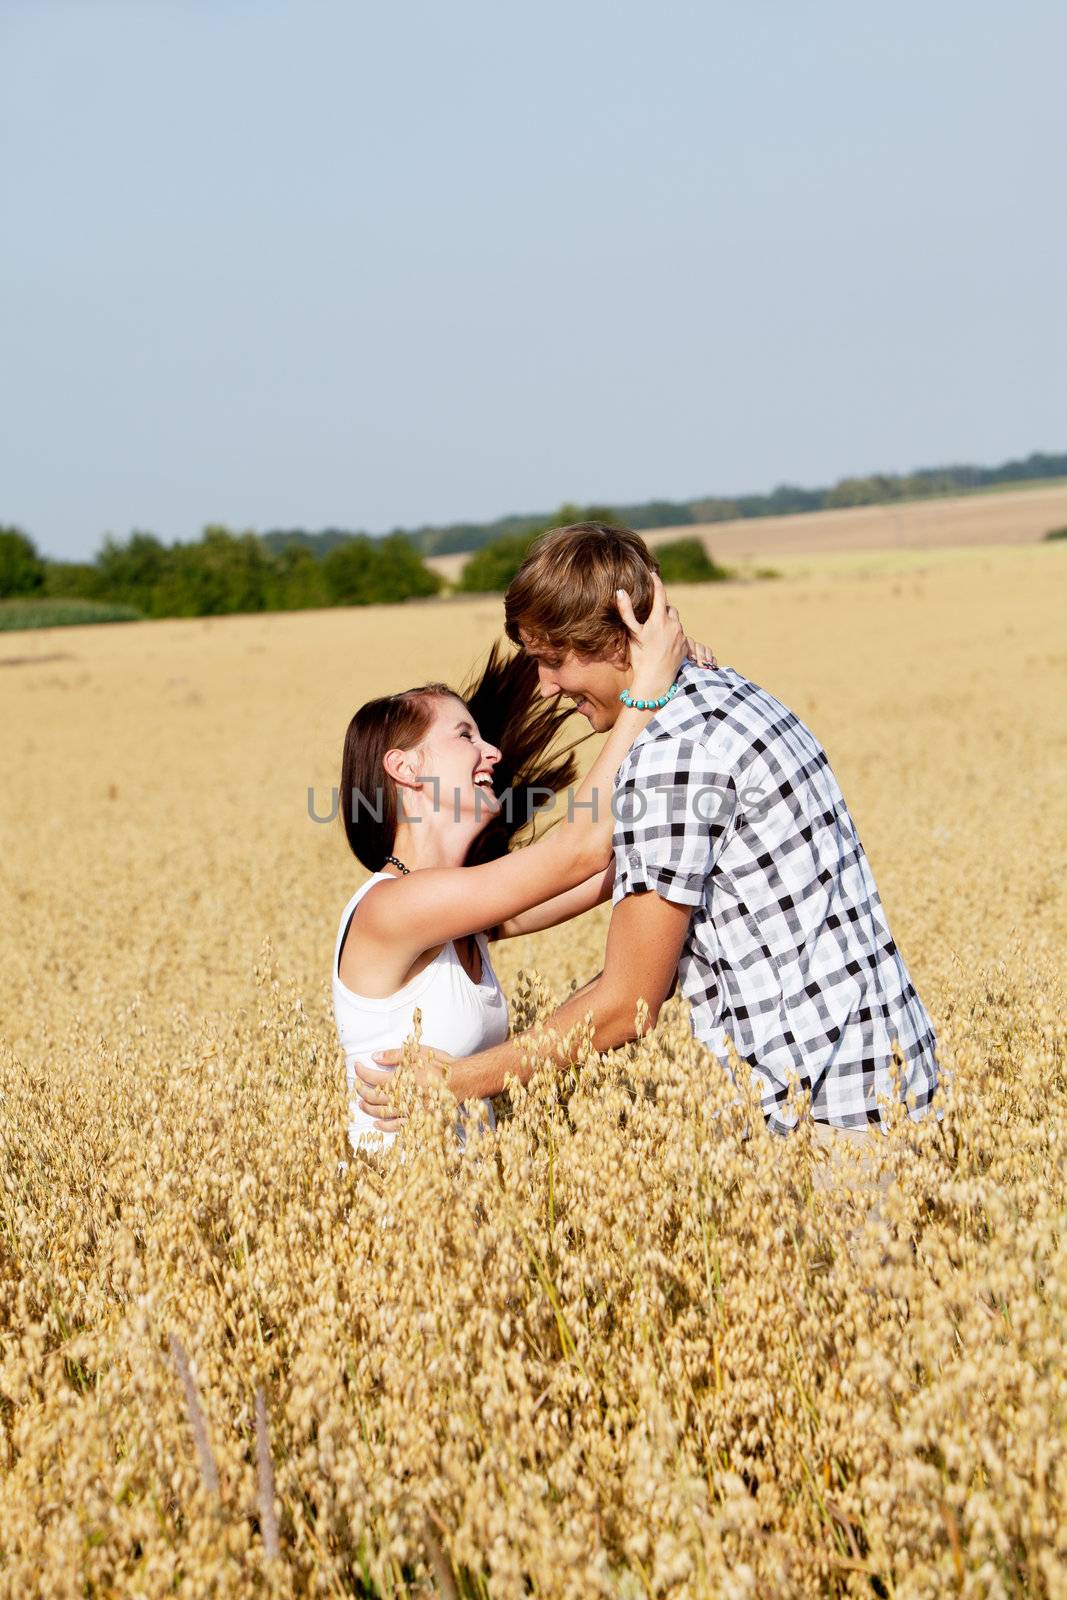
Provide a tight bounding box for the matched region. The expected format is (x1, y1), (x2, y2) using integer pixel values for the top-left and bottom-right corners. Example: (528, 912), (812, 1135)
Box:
(413, 694), (503, 826)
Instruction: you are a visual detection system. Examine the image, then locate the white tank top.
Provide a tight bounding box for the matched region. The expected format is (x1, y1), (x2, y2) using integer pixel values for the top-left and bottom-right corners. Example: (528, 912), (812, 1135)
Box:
(332, 871), (509, 1154)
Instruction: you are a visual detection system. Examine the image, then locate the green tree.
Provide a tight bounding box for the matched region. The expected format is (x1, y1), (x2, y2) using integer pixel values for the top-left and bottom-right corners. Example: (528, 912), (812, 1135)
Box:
(42, 561), (107, 600)
(154, 527), (273, 616)
(321, 538), (377, 604)
(825, 474), (901, 509)
(369, 532), (442, 602)
(94, 531), (171, 609)
(0, 527), (45, 597)
(268, 545), (330, 610)
(457, 532), (538, 593)
(689, 497), (741, 523)
(321, 533), (441, 606)
(654, 537), (731, 583)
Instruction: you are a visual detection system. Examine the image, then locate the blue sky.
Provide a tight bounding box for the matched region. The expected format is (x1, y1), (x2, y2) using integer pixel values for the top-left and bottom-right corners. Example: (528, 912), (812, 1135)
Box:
(3, 0), (1065, 559)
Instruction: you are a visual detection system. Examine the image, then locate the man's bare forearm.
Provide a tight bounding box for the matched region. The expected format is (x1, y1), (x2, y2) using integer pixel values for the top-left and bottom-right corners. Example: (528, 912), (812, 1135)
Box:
(446, 975), (632, 1101)
(569, 971), (601, 1005)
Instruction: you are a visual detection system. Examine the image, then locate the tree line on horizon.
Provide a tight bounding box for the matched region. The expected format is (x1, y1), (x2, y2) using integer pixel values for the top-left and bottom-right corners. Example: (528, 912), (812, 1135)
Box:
(0, 516), (727, 619)
(262, 447), (1067, 560)
(0, 526), (442, 617)
(1, 446), (1063, 619)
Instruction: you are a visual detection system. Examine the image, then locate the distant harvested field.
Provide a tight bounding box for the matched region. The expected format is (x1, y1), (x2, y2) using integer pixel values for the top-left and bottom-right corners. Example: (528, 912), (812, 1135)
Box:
(425, 481), (1067, 583)
(1, 545), (1065, 1596)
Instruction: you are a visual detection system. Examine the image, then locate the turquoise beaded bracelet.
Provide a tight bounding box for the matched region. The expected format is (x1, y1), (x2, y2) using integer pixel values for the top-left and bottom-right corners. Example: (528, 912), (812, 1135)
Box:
(619, 682), (680, 712)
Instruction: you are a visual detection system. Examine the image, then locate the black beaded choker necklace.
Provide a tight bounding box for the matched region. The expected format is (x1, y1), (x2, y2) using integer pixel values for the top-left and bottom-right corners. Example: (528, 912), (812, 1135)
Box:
(383, 854), (410, 875)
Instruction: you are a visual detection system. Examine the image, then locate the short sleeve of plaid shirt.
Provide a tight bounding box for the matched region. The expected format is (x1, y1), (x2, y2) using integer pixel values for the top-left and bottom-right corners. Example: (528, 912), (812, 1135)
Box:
(612, 737), (737, 910)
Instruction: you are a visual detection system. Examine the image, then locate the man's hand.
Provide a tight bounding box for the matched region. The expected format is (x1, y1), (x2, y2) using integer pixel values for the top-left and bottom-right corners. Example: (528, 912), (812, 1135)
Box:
(353, 1047), (456, 1129)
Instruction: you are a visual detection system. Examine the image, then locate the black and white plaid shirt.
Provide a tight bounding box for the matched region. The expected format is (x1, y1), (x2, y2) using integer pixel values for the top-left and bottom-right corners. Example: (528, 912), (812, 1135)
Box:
(611, 661), (939, 1134)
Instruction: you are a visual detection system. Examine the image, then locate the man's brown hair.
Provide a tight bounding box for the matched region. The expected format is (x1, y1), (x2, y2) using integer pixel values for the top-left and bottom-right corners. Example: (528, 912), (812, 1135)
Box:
(504, 521), (660, 662)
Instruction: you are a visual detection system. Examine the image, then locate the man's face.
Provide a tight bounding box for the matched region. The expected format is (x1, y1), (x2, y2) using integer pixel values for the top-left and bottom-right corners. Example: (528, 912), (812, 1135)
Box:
(519, 632), (629, 731)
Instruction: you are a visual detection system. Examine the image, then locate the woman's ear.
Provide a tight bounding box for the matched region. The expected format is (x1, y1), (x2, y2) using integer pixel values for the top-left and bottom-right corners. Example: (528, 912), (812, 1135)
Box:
(382, 747), (420, 788)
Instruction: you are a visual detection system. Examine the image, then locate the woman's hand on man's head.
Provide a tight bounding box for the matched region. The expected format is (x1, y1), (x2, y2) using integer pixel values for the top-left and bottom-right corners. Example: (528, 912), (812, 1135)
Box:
(615, 574), (687, 694)
(616, 574), (718, 676)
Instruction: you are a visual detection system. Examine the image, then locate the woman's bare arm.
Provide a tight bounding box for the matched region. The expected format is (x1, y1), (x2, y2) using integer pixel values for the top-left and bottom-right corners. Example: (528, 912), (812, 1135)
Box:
(492, 863), (614, 940)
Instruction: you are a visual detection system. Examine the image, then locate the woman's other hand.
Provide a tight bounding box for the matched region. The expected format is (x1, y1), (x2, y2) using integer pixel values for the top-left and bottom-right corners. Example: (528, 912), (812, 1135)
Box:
(685, 635), (718, 668)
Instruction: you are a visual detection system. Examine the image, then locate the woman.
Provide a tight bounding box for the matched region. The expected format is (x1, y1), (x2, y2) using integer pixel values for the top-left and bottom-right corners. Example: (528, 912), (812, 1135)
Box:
(333, 576), (710, 1153)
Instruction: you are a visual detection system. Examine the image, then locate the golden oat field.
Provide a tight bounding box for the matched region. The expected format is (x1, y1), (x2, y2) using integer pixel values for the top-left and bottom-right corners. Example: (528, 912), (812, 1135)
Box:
(1, 543), (1065, 1599)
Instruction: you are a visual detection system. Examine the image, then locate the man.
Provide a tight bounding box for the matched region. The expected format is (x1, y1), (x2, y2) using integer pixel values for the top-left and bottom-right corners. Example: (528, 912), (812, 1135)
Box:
(355, 522), (938, 1142)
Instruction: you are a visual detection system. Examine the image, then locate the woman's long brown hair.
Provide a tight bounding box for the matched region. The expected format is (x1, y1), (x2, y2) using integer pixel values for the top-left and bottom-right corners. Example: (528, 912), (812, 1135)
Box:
(459, 638), (589, 867)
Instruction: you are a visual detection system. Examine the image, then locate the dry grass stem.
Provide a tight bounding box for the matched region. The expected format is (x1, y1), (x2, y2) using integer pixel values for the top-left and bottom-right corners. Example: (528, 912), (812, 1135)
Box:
(169, 1332), (221, 1499)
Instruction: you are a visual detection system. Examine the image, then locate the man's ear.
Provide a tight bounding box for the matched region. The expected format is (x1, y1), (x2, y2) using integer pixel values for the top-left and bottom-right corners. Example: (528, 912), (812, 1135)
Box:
(382, 747), (420, 788)
(607, 636), (632, 671)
